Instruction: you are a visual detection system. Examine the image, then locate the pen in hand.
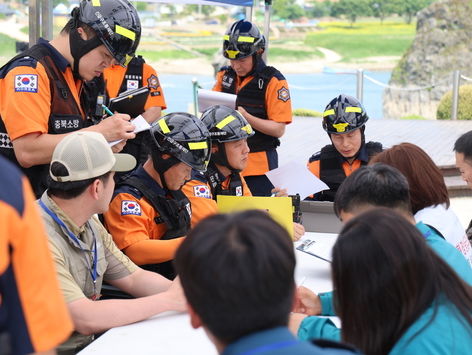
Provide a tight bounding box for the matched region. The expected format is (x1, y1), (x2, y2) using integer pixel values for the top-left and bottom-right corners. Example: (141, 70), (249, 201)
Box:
(102, 104), (114, 116)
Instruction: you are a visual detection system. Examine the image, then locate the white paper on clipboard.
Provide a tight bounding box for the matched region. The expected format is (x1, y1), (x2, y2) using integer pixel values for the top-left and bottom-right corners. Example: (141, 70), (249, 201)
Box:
(198, 89), (237, 112)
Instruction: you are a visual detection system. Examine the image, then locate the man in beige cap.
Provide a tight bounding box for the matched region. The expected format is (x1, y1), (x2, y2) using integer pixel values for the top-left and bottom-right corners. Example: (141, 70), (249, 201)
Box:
(38, 131), (185, 354)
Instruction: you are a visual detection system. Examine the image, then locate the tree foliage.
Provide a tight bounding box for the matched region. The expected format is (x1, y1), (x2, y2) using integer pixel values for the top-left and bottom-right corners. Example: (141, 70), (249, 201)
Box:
(273, 0), (305, 20)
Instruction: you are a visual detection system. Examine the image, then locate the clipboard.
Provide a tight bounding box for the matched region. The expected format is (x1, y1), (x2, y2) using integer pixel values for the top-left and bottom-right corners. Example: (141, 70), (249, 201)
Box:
(216, 195), (294, 237)
(109, 86), (150, 117)
(295, 235), (338, 263)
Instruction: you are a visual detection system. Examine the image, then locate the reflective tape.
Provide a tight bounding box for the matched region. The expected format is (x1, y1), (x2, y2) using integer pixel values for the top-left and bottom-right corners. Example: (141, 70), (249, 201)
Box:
(188, 141), (208, 150)
(323, 109), (335, 117)
(216, 115), (236, 129)
(158, 119), (170, 134)
(92, 0), (101, 6)
(345, 106), (362, 113)
(115, 25), (136, 41)
(238, 36), (255, 43)
(223, 35), (230, 40)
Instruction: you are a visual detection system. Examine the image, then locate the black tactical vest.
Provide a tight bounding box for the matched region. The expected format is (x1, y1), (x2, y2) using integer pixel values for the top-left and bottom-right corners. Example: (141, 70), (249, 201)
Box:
(310, 142), (383, 202)
(204, 162), (244, 198)
(117, 175), (192, 240)
(220, 64), (281, 152)
(0, 44), (85, 197)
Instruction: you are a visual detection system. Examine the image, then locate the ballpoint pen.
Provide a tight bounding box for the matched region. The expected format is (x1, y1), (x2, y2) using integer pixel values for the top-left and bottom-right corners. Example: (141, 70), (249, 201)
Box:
(101, 104), (114, 116)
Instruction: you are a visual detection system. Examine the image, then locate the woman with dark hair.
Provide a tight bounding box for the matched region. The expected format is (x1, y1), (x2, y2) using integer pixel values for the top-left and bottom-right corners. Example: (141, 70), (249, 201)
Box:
(370, 142), (471, 265)
(295, 208), (472, 354)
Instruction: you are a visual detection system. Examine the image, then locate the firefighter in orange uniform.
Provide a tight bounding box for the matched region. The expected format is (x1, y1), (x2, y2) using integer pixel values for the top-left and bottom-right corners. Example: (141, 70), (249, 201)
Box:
(307, 94), (382, 201)
(0, 0), (141, 198)
(103, 113), (211, 279)
(213, 20), (292, 196)
(82, 55), (166, 168)
(0, 156), (72, 355)
(182, 105), (254, 225)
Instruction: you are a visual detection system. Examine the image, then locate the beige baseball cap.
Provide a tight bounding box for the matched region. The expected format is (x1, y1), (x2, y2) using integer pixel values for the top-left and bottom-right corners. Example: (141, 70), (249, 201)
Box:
(50, 131), (136, 182)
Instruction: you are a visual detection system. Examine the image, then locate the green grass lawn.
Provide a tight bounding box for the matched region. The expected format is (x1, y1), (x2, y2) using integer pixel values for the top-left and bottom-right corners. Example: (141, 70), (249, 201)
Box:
(196, 46), (322, 60)
(0, 33), (17, 65)
(305, 21), (415, 61)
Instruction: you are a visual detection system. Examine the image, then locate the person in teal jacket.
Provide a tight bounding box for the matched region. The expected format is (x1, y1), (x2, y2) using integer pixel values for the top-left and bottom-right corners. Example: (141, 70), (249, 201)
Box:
(295, 208), (472, 355)
(292, 164), (472, 320)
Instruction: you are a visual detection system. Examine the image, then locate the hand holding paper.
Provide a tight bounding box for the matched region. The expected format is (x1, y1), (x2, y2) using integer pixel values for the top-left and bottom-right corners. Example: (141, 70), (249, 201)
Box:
(109, 115), (151, 147)
(265, 161), (329, 199)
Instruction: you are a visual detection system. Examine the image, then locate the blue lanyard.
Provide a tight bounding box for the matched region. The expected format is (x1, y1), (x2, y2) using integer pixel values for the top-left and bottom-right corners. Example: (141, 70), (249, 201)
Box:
(39, 199), (98, 286)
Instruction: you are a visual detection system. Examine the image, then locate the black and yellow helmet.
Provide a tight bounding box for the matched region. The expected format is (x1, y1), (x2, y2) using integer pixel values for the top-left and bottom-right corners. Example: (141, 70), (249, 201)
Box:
(150, 113), (211, 172)
(201, 105), (254, 143)
(222, 20), (265, 60)
(77, 0), (141, 66)
(322, 95), (369, 134)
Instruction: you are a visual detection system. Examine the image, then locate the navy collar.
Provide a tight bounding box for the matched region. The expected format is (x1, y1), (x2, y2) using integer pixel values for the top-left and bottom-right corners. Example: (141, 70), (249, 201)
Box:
(133, 166), (167, 196)
(38, 37), (70, 73)
(357, 144), (369, 163)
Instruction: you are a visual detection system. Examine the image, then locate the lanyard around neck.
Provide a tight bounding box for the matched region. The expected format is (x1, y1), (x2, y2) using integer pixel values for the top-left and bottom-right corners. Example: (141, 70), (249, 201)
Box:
(39, 199), (98, 284)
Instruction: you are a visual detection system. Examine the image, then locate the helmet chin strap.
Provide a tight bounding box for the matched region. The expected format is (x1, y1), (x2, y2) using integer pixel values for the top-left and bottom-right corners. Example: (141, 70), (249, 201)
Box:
(69, 29), (102, 80)
(151, 151), (181, 191)
(212, 143), (241, 173)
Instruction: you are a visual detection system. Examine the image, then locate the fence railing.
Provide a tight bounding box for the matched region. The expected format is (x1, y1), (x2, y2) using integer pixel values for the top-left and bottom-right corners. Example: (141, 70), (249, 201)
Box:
(192, 68), (469, 120)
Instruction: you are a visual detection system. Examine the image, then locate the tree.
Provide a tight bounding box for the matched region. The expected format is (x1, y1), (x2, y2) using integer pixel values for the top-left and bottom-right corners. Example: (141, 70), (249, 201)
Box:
(369, 0), (398, 23)
(393, 0), (435, 24)
(273, 0), (305, 21)
(331, 0), (372, 26)
(309, 0), (332, 18)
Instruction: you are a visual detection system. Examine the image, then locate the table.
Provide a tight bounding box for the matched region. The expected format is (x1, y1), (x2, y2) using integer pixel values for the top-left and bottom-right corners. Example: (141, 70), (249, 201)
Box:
(79, 232), (336, 355)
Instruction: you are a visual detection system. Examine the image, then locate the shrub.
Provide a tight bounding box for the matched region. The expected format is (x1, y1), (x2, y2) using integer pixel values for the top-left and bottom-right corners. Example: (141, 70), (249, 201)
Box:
(437, 85), (472, 120)
(293, 108), (323, 117)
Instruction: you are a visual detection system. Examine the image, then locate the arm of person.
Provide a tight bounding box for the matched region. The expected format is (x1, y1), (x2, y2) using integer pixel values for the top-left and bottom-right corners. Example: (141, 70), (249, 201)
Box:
(141, 64), (166, 125)
(141, 106), (162, 124)
(108, 267), (172, 297)
(293, 286), (335, 316)
(124, 238), (184, 265)
(237, 106), (286, 138)
(291, 314), (341, 341)
(103, 193), (184, 265)
(181, 178), (218, 227)
(11, 115), (135, 167)
(236, 75), (292, 138)
(67, 285), (185, 336)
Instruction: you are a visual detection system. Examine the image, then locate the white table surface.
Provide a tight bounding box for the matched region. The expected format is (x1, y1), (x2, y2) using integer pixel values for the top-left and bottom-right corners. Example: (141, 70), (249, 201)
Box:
(79, 232), (336, 355)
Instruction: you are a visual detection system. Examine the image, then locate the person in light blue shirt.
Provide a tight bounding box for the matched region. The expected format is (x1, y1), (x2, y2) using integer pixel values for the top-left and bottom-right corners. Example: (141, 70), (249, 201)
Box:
(174, 210), (360, 355)
(292, 164), (472, 322)
(297, 208), (472, 355)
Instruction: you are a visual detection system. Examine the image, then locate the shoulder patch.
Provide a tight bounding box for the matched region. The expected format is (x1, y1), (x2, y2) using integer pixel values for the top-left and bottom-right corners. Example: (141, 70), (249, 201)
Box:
(15, 74), (38, 93)
(277, 86), (290, 102)
(121, 200), (142, 216)
(193, 185), (211, 199)
(147, 74), (160, 90)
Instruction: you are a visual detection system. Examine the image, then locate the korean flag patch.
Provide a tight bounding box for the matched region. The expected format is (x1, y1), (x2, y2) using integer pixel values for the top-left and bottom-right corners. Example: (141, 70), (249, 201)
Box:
(235, 186), (243, 196)
(15, 74), (38, 93)
(121, 200), (142, 216)
(126, 79), (139, 91)
(193, 185), (211, 199)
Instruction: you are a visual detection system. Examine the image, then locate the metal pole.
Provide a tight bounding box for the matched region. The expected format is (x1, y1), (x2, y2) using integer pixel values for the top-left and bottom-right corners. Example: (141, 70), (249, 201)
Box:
(451, 70), (460, 120)
(192, 78), (199, 115)
(29, 0), (40, 47)
(42, 0), (53, 41)
(262, 0), (272, 63)
(245, 5), (253, 22)
(356, 69), (364, 103)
